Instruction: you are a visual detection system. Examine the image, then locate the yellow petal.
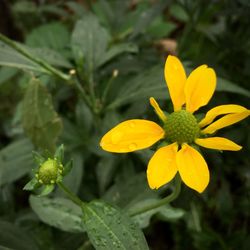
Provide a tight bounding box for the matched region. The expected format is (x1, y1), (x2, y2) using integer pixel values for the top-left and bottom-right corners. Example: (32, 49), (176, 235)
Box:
(149, 97), (167, 123)
(100, 119), (164, 153)
(199, 104), (248, 127)
(202, 110), (250, 134)
(195, 137), (242, 151)
(164, 55), (186, 111)
(185, 65), (216, 113)
(147, 143), (178, 189)
(176, 144), (209, 193)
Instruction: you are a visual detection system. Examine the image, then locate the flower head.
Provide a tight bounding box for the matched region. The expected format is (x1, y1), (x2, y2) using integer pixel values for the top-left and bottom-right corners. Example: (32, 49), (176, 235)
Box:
(100, 56), (250, 193)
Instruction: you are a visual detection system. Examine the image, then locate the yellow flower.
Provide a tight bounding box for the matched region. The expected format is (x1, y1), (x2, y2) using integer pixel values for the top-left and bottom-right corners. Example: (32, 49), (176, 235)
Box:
(100, 56), (250, 193)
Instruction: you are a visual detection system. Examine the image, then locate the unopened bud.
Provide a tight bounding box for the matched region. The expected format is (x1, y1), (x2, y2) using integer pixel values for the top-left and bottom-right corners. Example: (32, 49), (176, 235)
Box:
(36, 159), (62, 185)
(112, 69), (119, 78)
(69, 69), (76, 75)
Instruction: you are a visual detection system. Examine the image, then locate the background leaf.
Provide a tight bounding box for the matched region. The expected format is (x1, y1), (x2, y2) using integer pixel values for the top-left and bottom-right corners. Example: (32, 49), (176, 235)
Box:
(29, 195), (85, 233)
(0, 138), (34, 186)
(0, 220), (38, 250)
(0, 41), (45, 72)
(21, 78), (62, 152)
(71, 14), (110, 74)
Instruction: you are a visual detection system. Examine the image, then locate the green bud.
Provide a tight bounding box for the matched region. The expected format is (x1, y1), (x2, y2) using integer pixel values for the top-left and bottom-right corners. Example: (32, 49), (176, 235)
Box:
(36, 159), (62, 185)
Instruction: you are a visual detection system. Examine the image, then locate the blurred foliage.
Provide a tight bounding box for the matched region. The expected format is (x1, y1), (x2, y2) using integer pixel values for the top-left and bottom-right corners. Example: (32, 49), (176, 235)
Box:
(0, 0), (249, 249)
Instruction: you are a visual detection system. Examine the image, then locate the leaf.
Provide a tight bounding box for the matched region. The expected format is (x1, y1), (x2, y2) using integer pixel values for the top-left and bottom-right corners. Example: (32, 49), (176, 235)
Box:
(23, 178), (39, 191)
(29, 47), (72, 68)
(26, 22), (70, 52)
(0, 67), (18, 85)
(82, 200), (149, 250)
(147, 17), (176, 38)
(0, 138), (34, 186)
(0, 220), (38, 250)
(107, 65), (169, 109)
(61, 152), (84, 194)
(21, 78), (62, 153)
(129, 198), (185, 229)
(98, 43), (138, 67)
(96, 156), (117, 194)
(216, 77), (250, 97)
(130, 0), (172, 38)
(71, 14), (110, 74)
(0, 41), (45, 72)
(103, 173), (156, 209)
(38, 184), (55, 197)
(29, 195), (85, 233)
(169, 3), (189, 22)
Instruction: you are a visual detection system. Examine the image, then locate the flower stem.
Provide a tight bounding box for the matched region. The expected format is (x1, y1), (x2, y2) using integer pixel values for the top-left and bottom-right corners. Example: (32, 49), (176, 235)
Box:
(129, 175), (181, 217)
(57, 182), (84, 207)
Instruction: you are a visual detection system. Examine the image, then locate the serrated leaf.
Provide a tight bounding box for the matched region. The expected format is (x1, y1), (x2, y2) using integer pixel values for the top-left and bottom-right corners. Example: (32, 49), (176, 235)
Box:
(82, 200), (149, 250)
(29, 195), (85, 233)
(21, 78), (62, 153)
(71, 14), (110, 74)
(0, 138), (34, 186)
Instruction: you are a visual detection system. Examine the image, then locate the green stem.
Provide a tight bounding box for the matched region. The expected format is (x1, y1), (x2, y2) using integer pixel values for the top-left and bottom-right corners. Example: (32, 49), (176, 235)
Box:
(101, 71), (117, 105)
(57, 182), (84, 207)
(129, 175), (181, 217)
(74, 75), (93, 109)
(0, 33), (71, 81)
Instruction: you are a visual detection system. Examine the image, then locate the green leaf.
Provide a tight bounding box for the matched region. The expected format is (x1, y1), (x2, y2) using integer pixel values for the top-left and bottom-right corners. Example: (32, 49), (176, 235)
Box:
(0, 41), (45, 72)
(98, 43), (138, 67)
(23, 178), (39, 191)
(28, 47), (72, 68)
(0, 67), (18, 85)
(216, 77), (250, 97)
(61, 152), (84, 194)
(38, 184), (55, 197)
(71, 14), (110, 74)
(0, 138), (34, 186)
(54, 144), (65, 163)
(82, 200), (149, 250)
(169, 3), (189, 22)
(147, 17), (176, 38)
(131, 0), (172, 38)
(29, 195), (85, 233)
(21, 78), (62, 153)
(26, 22), (70, 52)
(0, 221), (38, 250)
(96, 156), (117, 194)
(103, 173), (156, 209)
(107, 65), (168, 109)
(129, 198), (185, 229)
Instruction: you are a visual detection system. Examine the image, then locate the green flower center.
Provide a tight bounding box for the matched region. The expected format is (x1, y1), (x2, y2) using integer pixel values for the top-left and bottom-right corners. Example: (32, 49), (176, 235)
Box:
(37, 159), (59, 185)
(164, 110), (200, 144)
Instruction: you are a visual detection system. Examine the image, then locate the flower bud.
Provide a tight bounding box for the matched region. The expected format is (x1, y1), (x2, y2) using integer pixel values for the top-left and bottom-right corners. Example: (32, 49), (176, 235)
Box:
(36, 159), (63, 185)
